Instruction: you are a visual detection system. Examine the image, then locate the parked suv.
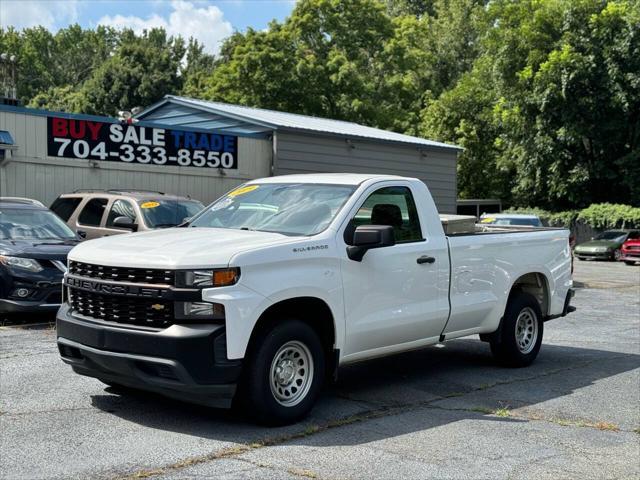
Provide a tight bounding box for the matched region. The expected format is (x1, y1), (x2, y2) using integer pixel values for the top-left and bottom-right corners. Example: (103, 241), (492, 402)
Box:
(0, 198), (79, 315)
(50, 190), (204, 240)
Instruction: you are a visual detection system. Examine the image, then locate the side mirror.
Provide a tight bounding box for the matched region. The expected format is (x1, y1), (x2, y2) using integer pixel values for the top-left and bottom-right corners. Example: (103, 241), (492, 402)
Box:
(347, 225), (395, 262)
(113, 216), (137, 231)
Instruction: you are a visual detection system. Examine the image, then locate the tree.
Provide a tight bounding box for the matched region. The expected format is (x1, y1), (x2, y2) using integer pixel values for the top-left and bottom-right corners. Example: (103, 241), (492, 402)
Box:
(422, 0), (640, 208)
(180, 38), (217, 98)
(80, 29), (185, 115)
(384, 0), (436, 17)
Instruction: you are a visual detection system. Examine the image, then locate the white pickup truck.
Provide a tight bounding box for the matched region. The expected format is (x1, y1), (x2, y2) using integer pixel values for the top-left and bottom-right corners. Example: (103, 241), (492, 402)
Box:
(57, 174), (574, 425)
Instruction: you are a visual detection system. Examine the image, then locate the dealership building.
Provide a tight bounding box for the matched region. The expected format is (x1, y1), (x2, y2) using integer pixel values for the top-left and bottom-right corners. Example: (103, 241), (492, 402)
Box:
(0, 96), (460, 212)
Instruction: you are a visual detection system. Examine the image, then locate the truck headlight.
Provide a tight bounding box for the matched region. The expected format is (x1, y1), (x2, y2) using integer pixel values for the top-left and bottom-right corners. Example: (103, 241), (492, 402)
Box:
(0, 255), (43, 272)
(178, 268), (240, 288)
(175, 301), (225, 320)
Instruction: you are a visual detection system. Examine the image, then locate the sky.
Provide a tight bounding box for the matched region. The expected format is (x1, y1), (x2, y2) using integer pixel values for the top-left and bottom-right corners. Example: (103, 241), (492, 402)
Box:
(0, 0), (297, 54)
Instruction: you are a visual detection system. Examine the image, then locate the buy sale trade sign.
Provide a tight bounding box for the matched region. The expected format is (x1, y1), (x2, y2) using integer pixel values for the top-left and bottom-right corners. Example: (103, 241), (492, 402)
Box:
(47, 117), (238, 169)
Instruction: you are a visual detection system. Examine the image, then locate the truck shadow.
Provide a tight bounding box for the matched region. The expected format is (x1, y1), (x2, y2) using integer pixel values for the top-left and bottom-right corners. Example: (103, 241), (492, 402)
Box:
(89, 339), (640, 446)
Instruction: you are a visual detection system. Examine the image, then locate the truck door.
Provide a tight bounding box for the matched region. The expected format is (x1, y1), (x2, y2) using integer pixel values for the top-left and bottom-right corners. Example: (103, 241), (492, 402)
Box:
(340, 183), (450, 358)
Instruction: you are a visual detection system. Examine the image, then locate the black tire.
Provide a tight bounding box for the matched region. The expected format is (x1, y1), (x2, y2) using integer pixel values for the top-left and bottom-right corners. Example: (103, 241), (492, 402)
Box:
(576, 256), (585, 261)
(490, 292), (543, 368)
(612, 249), (622, 261)
(624, 261), (636, 266)
(239, 319), (325, 426)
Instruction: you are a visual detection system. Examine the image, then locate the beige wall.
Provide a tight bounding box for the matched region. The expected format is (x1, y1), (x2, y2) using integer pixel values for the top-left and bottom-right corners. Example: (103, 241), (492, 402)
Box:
(0, 110), (272, 206)
(275, 131), (458, 213)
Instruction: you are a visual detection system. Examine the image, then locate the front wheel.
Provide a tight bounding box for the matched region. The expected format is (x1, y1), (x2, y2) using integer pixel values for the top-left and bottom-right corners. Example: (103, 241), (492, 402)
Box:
(624, 261), (636, 266)
(239, 319), (325, 426)
(612, 249), (622, 261)
(490, 292), (543, 367)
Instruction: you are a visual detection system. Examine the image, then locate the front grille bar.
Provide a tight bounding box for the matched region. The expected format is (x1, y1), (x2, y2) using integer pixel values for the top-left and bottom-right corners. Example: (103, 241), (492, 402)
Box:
(64, 264), (200, 329)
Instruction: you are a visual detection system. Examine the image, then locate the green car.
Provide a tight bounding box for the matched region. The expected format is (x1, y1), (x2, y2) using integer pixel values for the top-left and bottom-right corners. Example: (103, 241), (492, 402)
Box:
(574, 230), (639, 261)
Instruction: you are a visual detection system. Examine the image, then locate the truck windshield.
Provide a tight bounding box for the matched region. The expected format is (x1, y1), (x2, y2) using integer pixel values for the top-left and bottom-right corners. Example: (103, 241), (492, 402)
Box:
(189, 183), (356, 236)
(139, 200), (204, 228)
(0, 208), (77, 240)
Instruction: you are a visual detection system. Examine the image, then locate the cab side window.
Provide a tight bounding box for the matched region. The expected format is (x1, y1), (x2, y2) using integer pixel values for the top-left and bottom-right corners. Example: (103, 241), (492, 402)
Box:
(106, 200), (137, 228)
(78, 198), (108, 226)
(347, 186), (423, 244)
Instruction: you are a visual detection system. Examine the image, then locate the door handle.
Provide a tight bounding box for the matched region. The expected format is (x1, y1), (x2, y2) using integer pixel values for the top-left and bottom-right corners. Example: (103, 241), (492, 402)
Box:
(417, 255), (436, 264)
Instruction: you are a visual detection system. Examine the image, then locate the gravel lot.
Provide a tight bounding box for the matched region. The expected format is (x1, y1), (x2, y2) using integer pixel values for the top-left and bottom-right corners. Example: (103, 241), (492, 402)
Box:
(1, 260), (639, 479)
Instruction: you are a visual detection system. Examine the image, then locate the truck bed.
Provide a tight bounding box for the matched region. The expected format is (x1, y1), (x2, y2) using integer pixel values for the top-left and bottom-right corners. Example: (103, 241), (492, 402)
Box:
(442, 226), (572, 338)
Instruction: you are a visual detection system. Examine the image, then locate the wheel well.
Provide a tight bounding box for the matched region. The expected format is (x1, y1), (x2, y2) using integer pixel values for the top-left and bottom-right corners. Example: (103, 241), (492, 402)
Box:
(509, 273), (550, 316)
(248, 297), (336, 357)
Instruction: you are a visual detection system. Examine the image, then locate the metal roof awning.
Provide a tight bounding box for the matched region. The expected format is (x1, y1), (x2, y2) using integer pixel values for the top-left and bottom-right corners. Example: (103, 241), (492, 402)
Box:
(136, 95), (462, 152)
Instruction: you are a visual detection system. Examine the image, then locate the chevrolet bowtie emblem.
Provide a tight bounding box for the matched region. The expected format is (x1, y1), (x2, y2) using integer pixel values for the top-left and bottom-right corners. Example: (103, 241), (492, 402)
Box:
(151, 304), (165, 311)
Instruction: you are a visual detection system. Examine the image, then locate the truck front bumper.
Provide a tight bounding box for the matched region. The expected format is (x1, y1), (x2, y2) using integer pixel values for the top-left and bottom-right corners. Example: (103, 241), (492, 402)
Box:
(56, 304), (241, 408)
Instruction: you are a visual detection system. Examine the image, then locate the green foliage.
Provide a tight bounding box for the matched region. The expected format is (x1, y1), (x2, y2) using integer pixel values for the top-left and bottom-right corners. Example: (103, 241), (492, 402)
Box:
(1, 24), (207, 116)
(426, 0), (640, 208)
(578, 203), (640, 229)
(2, 0), (638, 211)
(80, 29), (186, 115)
(505, 203), (640, 229)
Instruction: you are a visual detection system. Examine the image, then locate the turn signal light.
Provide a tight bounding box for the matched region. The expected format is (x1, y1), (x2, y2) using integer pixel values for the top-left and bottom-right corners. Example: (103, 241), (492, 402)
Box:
(178, 268), (240, 288)
(213, 268), (240, 287)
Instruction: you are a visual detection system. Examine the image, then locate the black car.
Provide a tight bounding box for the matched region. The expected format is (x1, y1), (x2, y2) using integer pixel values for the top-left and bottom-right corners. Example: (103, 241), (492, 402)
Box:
(0, 198), (79, 315)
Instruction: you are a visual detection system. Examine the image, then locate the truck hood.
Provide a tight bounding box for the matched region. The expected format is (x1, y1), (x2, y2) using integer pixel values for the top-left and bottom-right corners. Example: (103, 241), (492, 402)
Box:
(68, 227), (297, 269)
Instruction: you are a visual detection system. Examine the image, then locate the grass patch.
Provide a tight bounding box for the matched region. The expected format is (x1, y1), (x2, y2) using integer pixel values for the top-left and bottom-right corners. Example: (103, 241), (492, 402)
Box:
(288, 468), (318, 478)
(494, 407), (511, 418)
(470, 406), (494, 415)
(593, 421), (619, 432)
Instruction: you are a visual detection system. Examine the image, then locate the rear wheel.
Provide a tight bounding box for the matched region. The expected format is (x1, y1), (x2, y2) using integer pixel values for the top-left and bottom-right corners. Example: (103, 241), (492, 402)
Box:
(239, 319), (325, 426)
(490, 292), (543, 367)
(612, 249), (622, 261)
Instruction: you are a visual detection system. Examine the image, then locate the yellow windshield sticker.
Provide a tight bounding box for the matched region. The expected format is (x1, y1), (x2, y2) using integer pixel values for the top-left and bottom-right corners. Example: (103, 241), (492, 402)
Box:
(480, 217), (495, 223)
(141, 201), (160, 209)
(228, 185), (259, 197)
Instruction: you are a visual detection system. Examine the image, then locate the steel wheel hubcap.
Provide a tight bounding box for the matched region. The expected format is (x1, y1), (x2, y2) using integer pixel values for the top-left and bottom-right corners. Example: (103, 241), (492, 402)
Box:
(515, 307), (538, 354)
(270, 340), (313, 407)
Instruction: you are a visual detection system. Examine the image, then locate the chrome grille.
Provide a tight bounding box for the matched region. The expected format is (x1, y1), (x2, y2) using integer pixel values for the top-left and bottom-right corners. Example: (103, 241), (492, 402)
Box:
(68, 261), (174, 285)
(68, 288), (173, 328)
